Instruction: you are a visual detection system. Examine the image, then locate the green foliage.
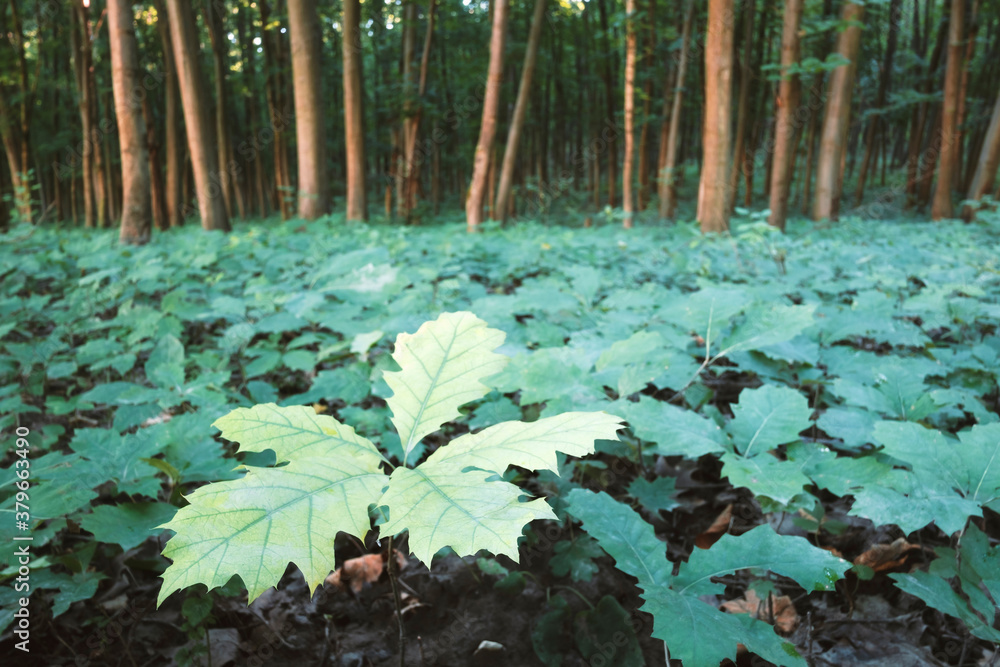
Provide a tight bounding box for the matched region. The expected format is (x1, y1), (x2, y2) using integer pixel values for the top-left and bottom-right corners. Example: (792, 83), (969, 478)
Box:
(566, 489), (848, 666)
(3, 216), (1000, 655)
(157, 312), (622, 604)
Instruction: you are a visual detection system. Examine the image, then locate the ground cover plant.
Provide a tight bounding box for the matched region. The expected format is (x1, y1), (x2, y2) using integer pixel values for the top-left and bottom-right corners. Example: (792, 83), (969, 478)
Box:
(2, 213), (1000, 666)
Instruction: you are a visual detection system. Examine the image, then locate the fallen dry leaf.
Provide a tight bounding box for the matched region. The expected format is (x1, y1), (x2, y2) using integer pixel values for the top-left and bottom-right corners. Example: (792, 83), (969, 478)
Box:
(854, 537), (926, 573)
(695, 504), (733, 549)
(325, 550), (409, 594)
(721, 589), (800, 634)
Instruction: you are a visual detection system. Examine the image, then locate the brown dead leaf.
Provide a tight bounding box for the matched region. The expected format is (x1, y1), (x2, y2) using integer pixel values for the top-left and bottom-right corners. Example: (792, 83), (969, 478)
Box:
(695, 504), (733, 549)
(721, 589), (800, 634)
(326, 554), (383, 594)
(854, 537), (925, 573)
(312, 403), (328, 414)
(325, 550), (408, 594)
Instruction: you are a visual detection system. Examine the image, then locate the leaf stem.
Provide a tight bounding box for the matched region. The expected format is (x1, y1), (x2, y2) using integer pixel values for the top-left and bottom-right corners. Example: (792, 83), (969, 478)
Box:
(387, 534), (406, 667)
(549, 584), (595, 609)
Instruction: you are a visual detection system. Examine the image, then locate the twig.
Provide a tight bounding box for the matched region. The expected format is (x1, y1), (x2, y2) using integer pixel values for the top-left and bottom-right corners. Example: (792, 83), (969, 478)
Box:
(387, 534), (406, 667)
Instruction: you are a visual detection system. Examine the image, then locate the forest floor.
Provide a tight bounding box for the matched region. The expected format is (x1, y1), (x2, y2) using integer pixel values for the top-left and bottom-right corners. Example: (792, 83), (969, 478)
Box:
(2, 213), (1000, 666)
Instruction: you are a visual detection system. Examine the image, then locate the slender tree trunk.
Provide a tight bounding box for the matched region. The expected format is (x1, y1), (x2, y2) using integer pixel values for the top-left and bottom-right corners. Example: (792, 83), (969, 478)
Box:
(813, 1), (864, 221)
(596, 0), (617, 208)
(854, 0), (900, 206)
(288, 0), (329, 219)
(963, 87), (1000, 220)
(202, 0), (236, 218)
(931, 0), (964, 219)
(495, 0), (545, 223)
(141, 94), (168, 232)
(729, 4), (755, 212)
(403, 0), (437, 219)
(260, 0), (293, 220)
(108, 0), (151, 243)
(697, 0), (734, 232)
(466, 0), (509, 232)
(622, 0), (637, 227)
(767, 0), (804, 231)
(906, 13), (946, 208)
(658, 0), (692, 220)
(166, 0), (230, 231)
(343, 0), (367, 221)
(636, 0), (654, 211)
(154, 0), (184, 227)
(954, 0), (979, 192)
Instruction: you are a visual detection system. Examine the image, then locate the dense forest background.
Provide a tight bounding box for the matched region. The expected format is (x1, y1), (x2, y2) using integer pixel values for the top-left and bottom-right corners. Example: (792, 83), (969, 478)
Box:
(1, 0), (1000, 240)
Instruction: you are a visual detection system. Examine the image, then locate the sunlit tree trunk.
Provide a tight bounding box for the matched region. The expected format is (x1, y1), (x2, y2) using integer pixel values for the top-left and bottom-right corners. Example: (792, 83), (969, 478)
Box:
(288, 0), (329, 219)
(658, 0), (692, 220)
(466, 0), (509, 232)
(767, 0), (803, 231)
(343, 0), (367, 221)
(931, 0), (963, 220)
(812, 1), (863, 221)
(495, 0), (544, 223)
(697, 0), (734, 232)
(403, 0), (437, 219)
(166, 0), (230, 231)
(154, 0), (184, 227)
(728, 4), (754, 212)
(108, 0), (151, 244)
(622, 0), (637, 228)
(962, 87), (1000, 221)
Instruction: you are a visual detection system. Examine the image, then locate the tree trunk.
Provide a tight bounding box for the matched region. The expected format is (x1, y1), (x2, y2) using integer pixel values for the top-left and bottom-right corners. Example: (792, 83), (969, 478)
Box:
(154, 0), (184, 227)
(962, 87), (1000, 220)
(905, 12), (946, 207)
(767, 0), (804, 231)
(812, 1), (864, 221)
(466, 0), (509, 232)
(108, 0), (151, 244)
(622, 0), (637, 228)
(931, 0), (964, 220)
(343, 0), (367, 221)
(697, 0), (734, 232)
(202, 0), (236, 218)
(636, 0), (654, 211)
(597, 0), (617, 208)
(141, 93), (168, 232)
(260, 0), (293, 220)
(166, 0), (230, 231)
(658, 0), (693, 220)
(954, 0), (979, 193)
(728, 3), (754, 212)
(403, 0), (437, 220)
(854, 0), (900, 206)
(495, 0), (545, 223)
(288, 0), (329, 219)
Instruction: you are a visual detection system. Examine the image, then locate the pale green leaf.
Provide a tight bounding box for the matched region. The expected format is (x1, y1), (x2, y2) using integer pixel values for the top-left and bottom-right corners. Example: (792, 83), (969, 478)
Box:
(385, 312), (507, 462)
(157, 405), (389, 605)
(727, 385), (812, 456)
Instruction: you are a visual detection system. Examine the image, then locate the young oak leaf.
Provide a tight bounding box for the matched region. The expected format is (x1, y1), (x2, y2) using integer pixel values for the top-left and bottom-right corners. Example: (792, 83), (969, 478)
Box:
(384, 312), (508, 463)
(157, 404), (390, 606)
(378, 412), (623, 566)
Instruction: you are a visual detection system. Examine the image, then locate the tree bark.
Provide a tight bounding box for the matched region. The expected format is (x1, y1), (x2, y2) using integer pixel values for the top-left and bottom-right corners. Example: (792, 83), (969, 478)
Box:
(658, 0), (692, 220)
(166, 0), (230, 231)
(636, 0), (654, 211)
(495, 0), (545, 223)
(108, 0), (151, 244)
(853, 0), (899, 207)
(202, 0), (238, 218)
(622, 0), (637, 228)
(466, 0), (509, 232)
(153, 0), (184, 227)
(812, 1), (864, 221)
(728, 4), (754, 212)
(931, 0), (964, 220)
(767, 0), (804, 231)
(697, 0), (734, 232)
(288, 0), (329, 219)
(343, 0), (367, 221)
(402, 0), (437, 219)
(962, 87), (1000, 220)
(597, 0), (617, 208)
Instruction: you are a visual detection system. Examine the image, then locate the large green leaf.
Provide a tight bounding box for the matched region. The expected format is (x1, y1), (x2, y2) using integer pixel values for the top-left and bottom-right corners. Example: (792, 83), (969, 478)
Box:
(384, 312), (507, 463)
(566, 489), (845, 666)
(157, 405), (389, 604)
(379, 412), (622, 565)
(726, 385), (813, 456)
